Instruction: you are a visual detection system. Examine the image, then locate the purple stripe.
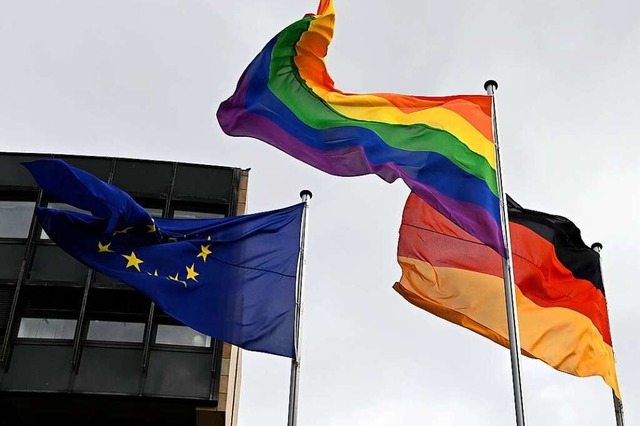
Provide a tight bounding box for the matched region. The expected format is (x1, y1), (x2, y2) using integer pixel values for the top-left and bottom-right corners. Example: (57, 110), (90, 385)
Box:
(217, 73), (505, 255)
(246, 111), (503, 253)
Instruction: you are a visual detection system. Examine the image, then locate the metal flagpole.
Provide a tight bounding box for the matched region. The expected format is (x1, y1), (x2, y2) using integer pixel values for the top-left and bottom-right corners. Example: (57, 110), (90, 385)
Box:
(287, 189), (312, 426)
(484, 80), (527, 426)
(590, 242), (625, 426)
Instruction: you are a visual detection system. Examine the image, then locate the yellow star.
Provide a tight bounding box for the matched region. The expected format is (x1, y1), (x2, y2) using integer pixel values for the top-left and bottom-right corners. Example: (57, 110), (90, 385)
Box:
(146, 222), (156, 233)
(121, 251), (144, 272)
(113, 226), (134, 236)
(147, 270), (159, 276)
(168, 237), (177, 242)
(185, 263), (199, 282)
(168, 272), (187, 288)
(97, 241), (114, 253)
(207, 236), (211, 241)
(197, 244), (212, 262)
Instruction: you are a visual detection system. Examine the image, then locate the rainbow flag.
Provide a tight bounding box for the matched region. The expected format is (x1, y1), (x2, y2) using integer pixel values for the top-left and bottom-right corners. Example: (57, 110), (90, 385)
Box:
(395, 192), (620, 397)
(217, 0), (503, 254)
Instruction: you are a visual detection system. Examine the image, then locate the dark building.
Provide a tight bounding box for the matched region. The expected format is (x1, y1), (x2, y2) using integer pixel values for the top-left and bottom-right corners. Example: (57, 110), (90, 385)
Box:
(0, 152), (247, 426)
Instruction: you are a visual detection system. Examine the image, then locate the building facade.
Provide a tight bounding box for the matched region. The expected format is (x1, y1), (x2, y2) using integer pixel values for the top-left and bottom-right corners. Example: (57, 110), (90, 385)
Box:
(0, 152), (247, 426)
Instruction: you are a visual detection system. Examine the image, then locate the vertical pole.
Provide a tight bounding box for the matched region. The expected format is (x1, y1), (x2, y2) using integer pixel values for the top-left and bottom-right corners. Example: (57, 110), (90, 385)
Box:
(287, 190), (312, 426)
(485, 80), (526, 426)
(590, 242), (624, 426)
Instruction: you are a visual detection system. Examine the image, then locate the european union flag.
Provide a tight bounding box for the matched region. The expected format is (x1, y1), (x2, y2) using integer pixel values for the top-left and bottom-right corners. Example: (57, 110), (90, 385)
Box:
(24, 159), (304, 358)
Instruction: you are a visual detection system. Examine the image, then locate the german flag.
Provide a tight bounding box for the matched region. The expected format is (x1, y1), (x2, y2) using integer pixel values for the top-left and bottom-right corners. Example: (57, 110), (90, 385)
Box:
(394, 192), (620, 397)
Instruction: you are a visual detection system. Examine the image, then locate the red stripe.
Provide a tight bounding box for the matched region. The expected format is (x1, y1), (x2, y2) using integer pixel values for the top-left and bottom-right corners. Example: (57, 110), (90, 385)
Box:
(368, 93), (494, 142)
(398, 193), (612, 345)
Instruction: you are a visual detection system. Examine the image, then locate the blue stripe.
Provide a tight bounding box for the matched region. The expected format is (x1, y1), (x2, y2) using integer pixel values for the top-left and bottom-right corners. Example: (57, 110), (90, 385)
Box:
(243, 38), (500, 222)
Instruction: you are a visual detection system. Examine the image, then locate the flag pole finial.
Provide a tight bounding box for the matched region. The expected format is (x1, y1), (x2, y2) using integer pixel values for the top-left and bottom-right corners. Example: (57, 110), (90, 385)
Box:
(300, 189), (313, 200)
(484, 80), (498, 92)
(591, 242), (603, 252)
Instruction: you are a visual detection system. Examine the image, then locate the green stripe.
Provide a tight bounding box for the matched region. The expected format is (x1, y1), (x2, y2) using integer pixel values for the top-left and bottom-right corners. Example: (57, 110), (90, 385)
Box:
(268, 18), (498, 196)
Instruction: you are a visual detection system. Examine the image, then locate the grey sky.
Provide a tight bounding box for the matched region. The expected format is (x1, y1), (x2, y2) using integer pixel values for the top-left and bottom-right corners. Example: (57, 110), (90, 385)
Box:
(1, 0), (638, 424)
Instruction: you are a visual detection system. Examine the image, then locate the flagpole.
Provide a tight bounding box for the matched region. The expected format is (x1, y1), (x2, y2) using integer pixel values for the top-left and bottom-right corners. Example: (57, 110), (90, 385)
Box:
(485, 80), (527, 426)
(287, 189), (312, 426)
(590, 242), (625, 426)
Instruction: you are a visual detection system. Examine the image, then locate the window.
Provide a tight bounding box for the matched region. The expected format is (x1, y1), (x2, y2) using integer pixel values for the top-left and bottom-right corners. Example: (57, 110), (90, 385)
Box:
(172, 210), (224, 220)
(17, 317), (76, 339)
(87, 320), (145, 343)
(155, 324), (211, 347)
(85, 287), (150, 344)
(16, 285), (83, 340)
(0, 200), (35, 238)
(145, 207), (163, 218)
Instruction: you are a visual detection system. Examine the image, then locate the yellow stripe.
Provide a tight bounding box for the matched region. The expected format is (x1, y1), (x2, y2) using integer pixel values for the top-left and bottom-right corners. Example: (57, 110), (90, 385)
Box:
(396, 256), (621, 398)
(293, 9), (496, 169)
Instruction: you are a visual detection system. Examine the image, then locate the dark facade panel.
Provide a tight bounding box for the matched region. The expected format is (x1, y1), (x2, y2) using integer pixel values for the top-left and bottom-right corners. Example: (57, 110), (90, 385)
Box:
(0, 394), (215, 426)
(143, 350), (213, 399)
(73, 346), (143, 394)
(29, 245), (88, 284)
(174, 165), (234, 202)
(1, 344), (73, 391)
(0, 154), (47, 190)
(93, 273), (129, 287)
(0, 284), (15, 340)
(112, 159), (174, 196)
(56, 155), (113, 181)
(0, 243), (25, 281)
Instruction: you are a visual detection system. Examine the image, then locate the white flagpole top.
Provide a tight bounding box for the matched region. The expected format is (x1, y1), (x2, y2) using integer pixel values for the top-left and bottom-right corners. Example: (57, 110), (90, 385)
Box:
(300, 190), (313, 201)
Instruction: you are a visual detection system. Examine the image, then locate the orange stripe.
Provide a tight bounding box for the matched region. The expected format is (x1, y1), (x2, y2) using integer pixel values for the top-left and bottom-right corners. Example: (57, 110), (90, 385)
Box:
(371, 93), (494, 141)
(398, 193), (612, 345)
(316, 0), (332, 15)
(395, 257), (621, 398)
(308, 1), (493, 141)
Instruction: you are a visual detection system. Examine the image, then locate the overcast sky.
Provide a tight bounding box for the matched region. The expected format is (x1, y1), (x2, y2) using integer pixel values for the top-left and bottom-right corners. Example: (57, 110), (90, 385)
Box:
(1, 1), (639, 425)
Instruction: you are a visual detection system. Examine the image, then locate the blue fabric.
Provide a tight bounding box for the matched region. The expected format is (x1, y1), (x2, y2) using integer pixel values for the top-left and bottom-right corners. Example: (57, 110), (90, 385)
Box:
(24, 159), (304, 358)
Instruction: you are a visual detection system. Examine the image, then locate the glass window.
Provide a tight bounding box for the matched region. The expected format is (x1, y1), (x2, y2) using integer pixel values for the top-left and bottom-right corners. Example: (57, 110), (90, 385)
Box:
(145, 207), (163, 218)
(155, 324), (211, 347)
(85, 287), (150, 343)
(87, 320), (145, 343)
(17, 286), (83, 338)
(17, 317), (76, 340)
(0, 201), (35, 238)
(40, 202), (91, 239)
(172, 210), (224, 220)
